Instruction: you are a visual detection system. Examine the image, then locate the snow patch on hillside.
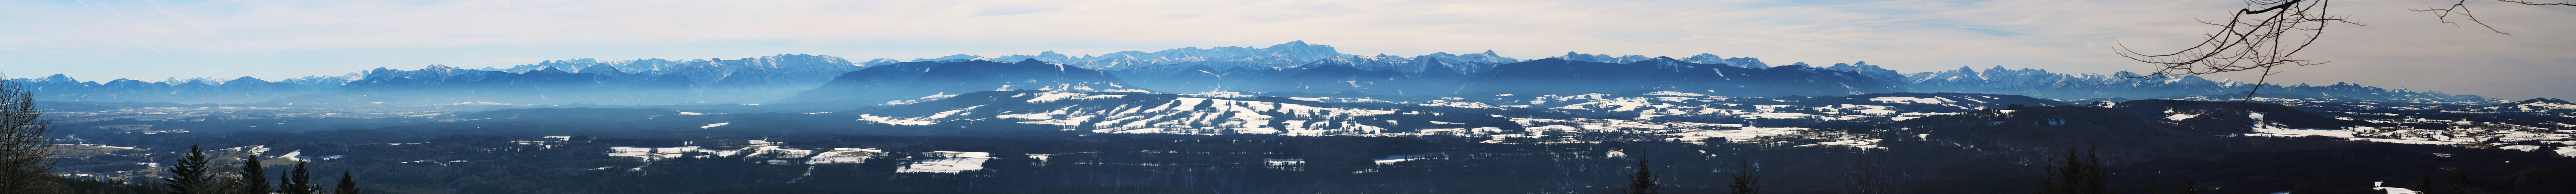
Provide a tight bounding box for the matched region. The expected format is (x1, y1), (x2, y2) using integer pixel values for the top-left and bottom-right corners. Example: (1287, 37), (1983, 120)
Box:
(899, 151), (996, 173)
(808, 148), (885, 164)
(607, 146), (702, 161)
(1870, 97), (1950, 104)
(1373, 154), (1437, 165)
(222, 145), (270, 156)
(858, 114), (940, 126)
(1645, 91), (1710, 97)
(1418, 100), (1501, 109)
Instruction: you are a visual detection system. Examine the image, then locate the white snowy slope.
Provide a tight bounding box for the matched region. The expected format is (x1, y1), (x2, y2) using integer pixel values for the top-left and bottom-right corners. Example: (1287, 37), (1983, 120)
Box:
(2135, 108), (2576, 153)
(848, 90), (1987, 137)
(823, 90), (2072, 149)
(607, 146), (703, 161)
(221, 145), (271, 156)
(724, 88), (2576, 155)
(2454, 98), (2576, 114)
(807, 148), (886, 164)
(1489, 92), (2018, 123)
(855, 91), (1407, 136)
(897, 151), (996, 173)
(1502, 92), (2036, 120)
(601, 144), (1012, 172)
(1372, 154), (1441, 165)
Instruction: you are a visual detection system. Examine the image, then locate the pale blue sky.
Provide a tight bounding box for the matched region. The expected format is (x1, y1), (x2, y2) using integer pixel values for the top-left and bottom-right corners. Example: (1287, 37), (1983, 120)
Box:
(4, 0), (2571, 99)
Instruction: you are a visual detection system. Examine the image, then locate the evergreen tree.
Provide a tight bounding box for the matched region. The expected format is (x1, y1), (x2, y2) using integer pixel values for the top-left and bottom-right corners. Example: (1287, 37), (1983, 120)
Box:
(2036, 162), (2061, 194)
(1848, 163), (1891, 194)
(58, 176), (163, 194)
(2448, 171), (2470, 194)
(277, 161), (312, 194)
(2179, 180), (2201, 194)
(164, 145), (211, 194)
(2417, 174), (2434, 194)
(1729, 158), (1760, 194)
(331, 171), (359, 194)
(237, 153), (268, 194)
(2036, 148), (2108, 194)
(2073, 149), (2109, 194)
(1623, 159), (1659, 194)
(217, 175), (247, 194)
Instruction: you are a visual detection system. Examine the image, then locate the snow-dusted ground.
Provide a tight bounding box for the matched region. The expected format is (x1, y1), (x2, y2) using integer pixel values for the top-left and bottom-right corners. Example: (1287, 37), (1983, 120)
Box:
(2373, 181), (2422, 194)
(601, 144), (1012, 174)
(54, 144), (139, 149)
(807, 148), (885, 164)
(703, 144), (814, 159)
(223, 145), (271, 156)
(189, 90), (2538, 167)
(607, 146), (703, 161)
(2497, 141), (2576, 157)
(1372, 154), (1437, 165)
(1262, 158), (1306, 171)
(1667, 127), (1806, 142)
(832, 91), (2052, 149)
(2121, 107), (2576, 156)
(861, 92), (1405, 135)
(898, 151), (996, 173)
(2230, 112), (2576, 145)
(845, 91), (2020, 138)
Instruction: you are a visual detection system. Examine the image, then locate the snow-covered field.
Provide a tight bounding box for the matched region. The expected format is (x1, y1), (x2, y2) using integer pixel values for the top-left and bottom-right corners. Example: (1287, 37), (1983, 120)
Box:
(845, 91), (2018, 140)
(604, 144), (1008, 173)
(807, 148), (885, 164)
(897, 151), (996, 173)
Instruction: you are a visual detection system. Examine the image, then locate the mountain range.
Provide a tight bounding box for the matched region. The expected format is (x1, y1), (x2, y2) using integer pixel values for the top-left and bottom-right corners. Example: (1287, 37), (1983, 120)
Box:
(24, 42), (2576, 194)
(8, 41), (2503, 106)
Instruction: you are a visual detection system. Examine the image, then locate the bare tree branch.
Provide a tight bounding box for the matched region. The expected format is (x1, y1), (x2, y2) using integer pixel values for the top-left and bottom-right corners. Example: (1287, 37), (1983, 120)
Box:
(2496, 0), (2575, 6)
(0, 75), (62, 193)
(2413, 0), (2515, 35)
(2116, 0), (2357, 79)
(2125, 0), (2566, 127)
(2413, 0), (2575, 35)
(2118, 0), (2354, 126)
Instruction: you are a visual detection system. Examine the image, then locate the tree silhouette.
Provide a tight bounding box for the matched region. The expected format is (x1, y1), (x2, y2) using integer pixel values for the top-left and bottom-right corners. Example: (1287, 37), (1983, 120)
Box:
(2448, 171), (2471, 194)
(0, 76), (62, 194)
(2035, 148), (2107, 194)
(279, 161), (314, 194)
(237, 153), (268, 194)
(1623, 159), (1659, 194)
(1729, 158), (1760, 194)
(333, 171), (360, 194)
(2180, 180), (2203, 194)
(164, 145), (210, 194)
(2417, 174), (2435, 194)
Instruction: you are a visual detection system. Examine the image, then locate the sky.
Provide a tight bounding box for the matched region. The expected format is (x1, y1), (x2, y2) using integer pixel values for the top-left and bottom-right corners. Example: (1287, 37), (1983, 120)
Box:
(3, 0), (2571, 99)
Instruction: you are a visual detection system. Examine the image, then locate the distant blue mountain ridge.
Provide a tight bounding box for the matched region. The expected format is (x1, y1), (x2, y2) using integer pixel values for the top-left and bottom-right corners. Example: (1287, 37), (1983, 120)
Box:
(6, 41), (2496, 106)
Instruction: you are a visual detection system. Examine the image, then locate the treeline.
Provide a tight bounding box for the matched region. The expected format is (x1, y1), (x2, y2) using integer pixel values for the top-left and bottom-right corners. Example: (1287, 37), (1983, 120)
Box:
(37, 145), (377, 194)
(19, 96), (2576, 193)
(35, 128), (2576, 194)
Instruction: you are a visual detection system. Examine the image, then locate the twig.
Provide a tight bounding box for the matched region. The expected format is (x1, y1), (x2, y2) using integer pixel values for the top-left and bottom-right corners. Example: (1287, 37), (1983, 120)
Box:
(2412, 0), (2515, 35)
